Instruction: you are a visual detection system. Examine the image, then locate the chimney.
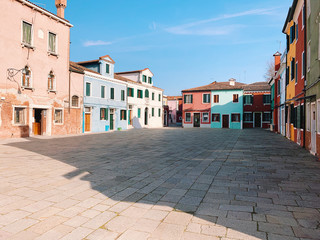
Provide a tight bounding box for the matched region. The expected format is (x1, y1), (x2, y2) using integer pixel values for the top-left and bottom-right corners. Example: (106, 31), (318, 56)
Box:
(229, 78), (236, 86)
(55, 0), (67, 18)
(273, 51), (282, 73)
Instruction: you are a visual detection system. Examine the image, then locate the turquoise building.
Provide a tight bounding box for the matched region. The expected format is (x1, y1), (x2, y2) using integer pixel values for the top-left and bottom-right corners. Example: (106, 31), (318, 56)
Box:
(210, 79), (244, 129)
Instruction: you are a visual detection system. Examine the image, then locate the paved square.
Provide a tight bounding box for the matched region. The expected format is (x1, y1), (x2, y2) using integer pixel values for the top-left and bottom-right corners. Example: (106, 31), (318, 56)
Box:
(0, 128), (319, 240)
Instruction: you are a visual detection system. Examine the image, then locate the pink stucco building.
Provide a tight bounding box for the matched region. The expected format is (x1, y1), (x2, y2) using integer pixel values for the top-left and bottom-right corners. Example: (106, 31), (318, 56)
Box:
(167, 96), (182, 126)
(0, 0), (83, 138)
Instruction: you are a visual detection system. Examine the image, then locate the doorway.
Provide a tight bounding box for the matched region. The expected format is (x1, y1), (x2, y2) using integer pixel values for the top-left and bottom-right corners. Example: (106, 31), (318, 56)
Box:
(110, 113), (114, 130)
(145, 108), (148, 125)
(84, 107), (91, 132)
(311, 103), (316, 154)
(193, 113), (200, 127)
(222, 115), (229, 128)
(33, 109), (46, 135)
(128, 110), (132, 125)
(254, 112), (262, 128)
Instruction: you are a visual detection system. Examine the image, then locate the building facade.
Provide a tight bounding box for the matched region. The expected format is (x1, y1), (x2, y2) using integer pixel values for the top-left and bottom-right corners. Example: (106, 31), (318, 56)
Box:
(243, 82), (271, 128)
(0, 0), (84, 138)
(182, 79), (244, 129)
(305, 0), (320, 155)
(167, 96), (182, 126)
(76, 55), (128, 133)
(116, 69), (163, 129)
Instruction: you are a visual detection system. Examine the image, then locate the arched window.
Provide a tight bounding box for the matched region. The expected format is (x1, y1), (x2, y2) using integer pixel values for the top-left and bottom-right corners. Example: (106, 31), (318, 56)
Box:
(48, 71), (55, 91)
(72, 95), (79, 107)
(145, 89), (149, 98)
(21, 66), (31, 88)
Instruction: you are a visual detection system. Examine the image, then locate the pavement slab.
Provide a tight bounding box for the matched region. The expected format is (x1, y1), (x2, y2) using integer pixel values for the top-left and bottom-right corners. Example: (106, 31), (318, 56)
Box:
(0, 128), (319, 239)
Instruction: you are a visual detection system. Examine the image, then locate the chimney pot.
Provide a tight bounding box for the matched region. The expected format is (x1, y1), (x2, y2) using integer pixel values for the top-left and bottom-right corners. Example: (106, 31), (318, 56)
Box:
(229, 78), (236, 86)
(55, 0), (67, 18)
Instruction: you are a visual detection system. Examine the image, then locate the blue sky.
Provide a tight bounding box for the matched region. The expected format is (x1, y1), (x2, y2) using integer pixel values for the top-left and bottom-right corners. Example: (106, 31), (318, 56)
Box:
(32, 0), (292, 96)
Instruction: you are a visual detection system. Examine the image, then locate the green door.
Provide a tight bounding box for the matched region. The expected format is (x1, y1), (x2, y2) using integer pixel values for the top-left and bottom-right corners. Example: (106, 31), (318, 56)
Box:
(110, 114), (114, 130)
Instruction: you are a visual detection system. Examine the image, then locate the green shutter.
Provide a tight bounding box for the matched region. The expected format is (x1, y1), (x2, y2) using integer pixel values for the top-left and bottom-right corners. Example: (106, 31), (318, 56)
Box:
(152, 108), (154, 116)
(158, 108), (160, 117)
(191, 95), (193, 103)
(184, 95), (186, 103)
(86, 83), (90, 96)
(127, 87), (130, 96)
(121, 90), (125, 101)
(106, 108), (108, 120)
(111, 88), (114, 99)
(106, 64), (110, 73)
(138, 108), (141, 118)
(152, 93), (154, 100)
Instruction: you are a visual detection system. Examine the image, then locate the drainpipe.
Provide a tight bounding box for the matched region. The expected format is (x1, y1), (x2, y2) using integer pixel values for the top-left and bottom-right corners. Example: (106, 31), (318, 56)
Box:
(68, 70), (71, 114)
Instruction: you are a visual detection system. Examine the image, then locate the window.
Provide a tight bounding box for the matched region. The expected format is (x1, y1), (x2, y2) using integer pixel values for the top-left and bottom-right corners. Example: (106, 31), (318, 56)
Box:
(185, 113), (191, 122)
(203, 94), (210, 103)
(110, 88), (114, 99)
(277, 80), (281, 96)
(48, 71), (55, 91)
(212, 113), (220, 122)
(302, 52), (305, 77)
(21, 66), (31, 88)
(14, 107), (26, 125)
(202, 113), (209, 122)
(128, 87), (134, 97)
(120, 110), (127, 120)
(286, 66), (290, 85)
(142, 75), (147, 82)
(85, 82), (91, 96)
(137, 89), (143, 98)
(71, 95), (79, 107)
(138, 108), (141, 118)
(152, 92), (155, 100)
(48, 32), (57, 53)
(54, 109), (63, 124)
(101, 86), (105, 98)
(145, 89), (149, 98)
(244, 95), (253, 105)
(158, 108), (161, 117)
(106, 64), (110, 74)
(148, 77), (152, 84)
(231, 113), (240, 122)
(152, 108), (154, 117)
(244, 113), (253, 122)
(100, 108), (107, 120)
(22, 21), (32, 45)
(213, 95), (219, 103)
(184, 94), (193, 104)
(121, 90), (125, 101)
(233, 94), (239, 103)
(263, 112), (271, 122)
(263, 95), (271, 104)
(290, 24), (295, 44)
(158, 94), (161, 101)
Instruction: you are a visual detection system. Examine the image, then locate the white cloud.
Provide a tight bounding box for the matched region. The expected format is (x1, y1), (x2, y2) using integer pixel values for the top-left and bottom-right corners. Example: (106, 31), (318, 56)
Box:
(165, 8), (277, 36)
(83, 40), (112, 47)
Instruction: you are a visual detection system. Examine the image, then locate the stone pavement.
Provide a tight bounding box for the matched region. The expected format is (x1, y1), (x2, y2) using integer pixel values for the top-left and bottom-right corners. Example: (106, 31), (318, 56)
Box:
(0, 128), (319, 240)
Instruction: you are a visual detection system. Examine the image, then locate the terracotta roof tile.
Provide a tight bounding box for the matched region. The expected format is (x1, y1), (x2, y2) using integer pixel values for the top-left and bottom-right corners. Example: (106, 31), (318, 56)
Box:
(182, 81), (246, 92)
(167, 96), (182, 100)
(243, 82), (270, 91)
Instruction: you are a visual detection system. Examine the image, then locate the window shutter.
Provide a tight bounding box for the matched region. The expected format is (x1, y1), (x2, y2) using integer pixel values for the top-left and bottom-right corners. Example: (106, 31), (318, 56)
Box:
(106, 64), (110, 73)
(251, 95), (253, 104)
(184, 95), (186, 103)
(111, 88), (114, 99)
(191, 95), (193, 103)
(106, 108), (108, 120)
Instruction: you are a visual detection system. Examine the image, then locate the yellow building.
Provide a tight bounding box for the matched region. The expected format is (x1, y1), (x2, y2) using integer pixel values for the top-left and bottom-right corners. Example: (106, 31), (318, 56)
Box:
(283, 8), (297, 141)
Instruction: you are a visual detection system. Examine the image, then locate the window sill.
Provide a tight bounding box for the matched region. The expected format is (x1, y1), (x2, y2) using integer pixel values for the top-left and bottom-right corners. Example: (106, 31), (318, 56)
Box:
(13, 123), (27, 126)
(48, 52), (59, 58)
(53, 122), (63, 125)
(21, 86), (35, 92)
(48, 90), (57, 94)
(21, 43), (35, 50)
(244, 104), (252, 106)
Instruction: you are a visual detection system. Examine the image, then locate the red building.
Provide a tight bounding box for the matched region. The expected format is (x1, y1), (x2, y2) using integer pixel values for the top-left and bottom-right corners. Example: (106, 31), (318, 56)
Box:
(243, 82), (271, 128)
(181, 90), (211, 128)
(293, 0), (305, 147)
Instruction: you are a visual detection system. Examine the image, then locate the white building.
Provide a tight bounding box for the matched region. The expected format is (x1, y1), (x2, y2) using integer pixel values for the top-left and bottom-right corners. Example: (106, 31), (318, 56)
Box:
(115, 68), (163, 128)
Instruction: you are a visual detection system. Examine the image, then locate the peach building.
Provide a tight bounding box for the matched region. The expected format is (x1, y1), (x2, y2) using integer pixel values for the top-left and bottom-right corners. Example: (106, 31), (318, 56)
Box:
(0, 0), (83, 138)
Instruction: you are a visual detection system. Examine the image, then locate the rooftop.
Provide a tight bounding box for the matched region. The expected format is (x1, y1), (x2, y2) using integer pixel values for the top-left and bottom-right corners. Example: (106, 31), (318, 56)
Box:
(182, 81), (246, 92)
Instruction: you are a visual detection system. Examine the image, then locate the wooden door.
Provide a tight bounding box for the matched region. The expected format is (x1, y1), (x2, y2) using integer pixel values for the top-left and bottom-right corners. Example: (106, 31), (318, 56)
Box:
(222, 115), (229, 128)
(41, 110), (46, 135)
(110, 114), (114, 130)
(254, 113), (261, 128)
(193, 113), (200, 127)
(85, 113), (91, 132)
